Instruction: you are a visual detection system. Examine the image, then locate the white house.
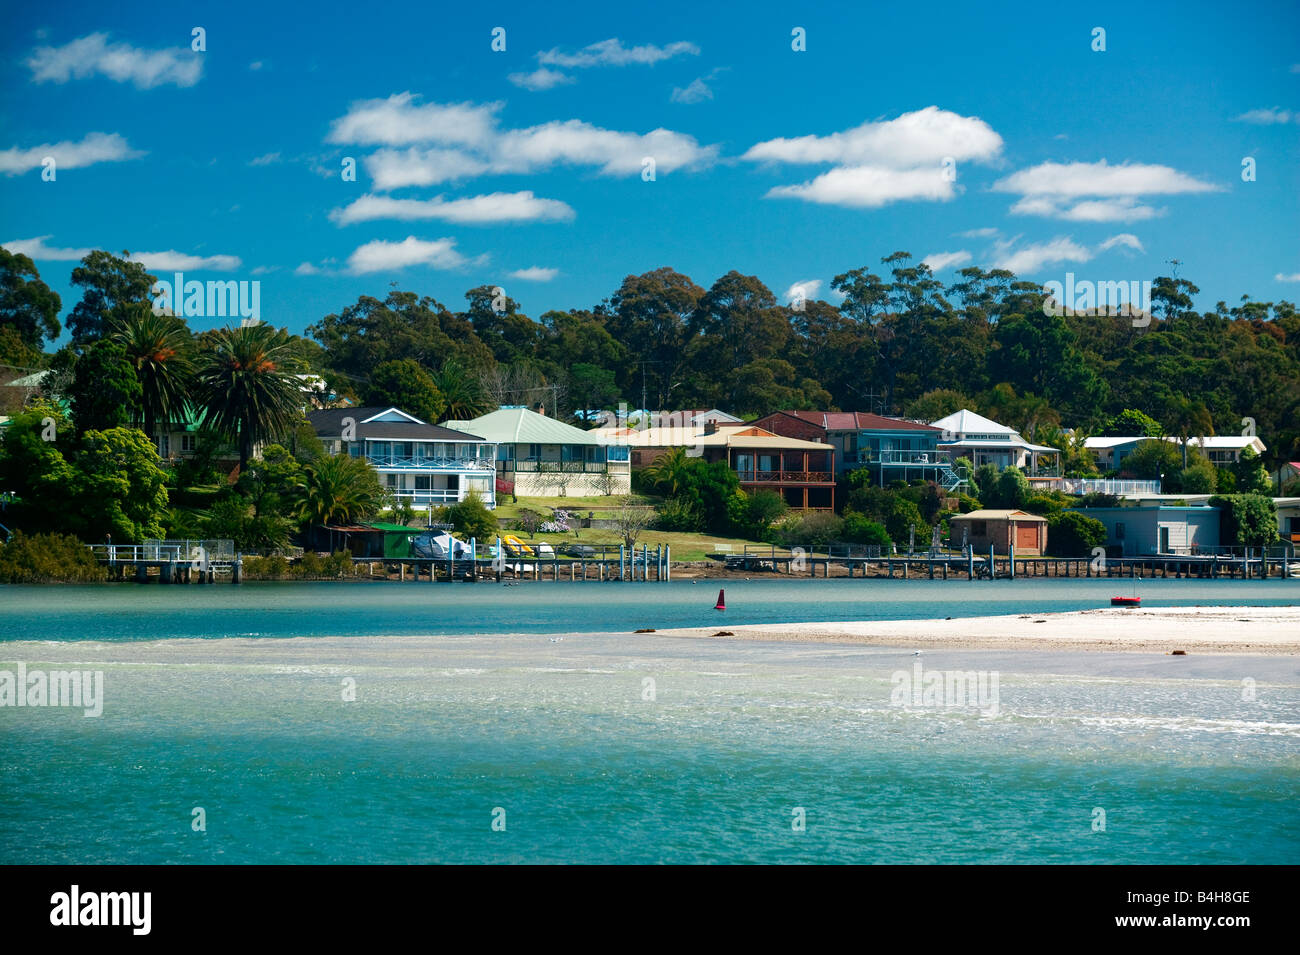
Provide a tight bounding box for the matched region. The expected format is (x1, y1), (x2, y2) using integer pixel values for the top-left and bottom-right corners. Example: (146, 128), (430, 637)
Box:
(309, 406), (498, 509)
(443, 406), (630, 497)
(1084, 435), (1267, 471)
(930, 409), (1060, 479)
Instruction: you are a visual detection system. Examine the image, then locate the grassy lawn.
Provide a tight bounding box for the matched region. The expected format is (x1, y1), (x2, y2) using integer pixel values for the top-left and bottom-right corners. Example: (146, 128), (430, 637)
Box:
(492, 494), (657, 522)
(488, 494), (763, 560)
(490, 527), (765, 562)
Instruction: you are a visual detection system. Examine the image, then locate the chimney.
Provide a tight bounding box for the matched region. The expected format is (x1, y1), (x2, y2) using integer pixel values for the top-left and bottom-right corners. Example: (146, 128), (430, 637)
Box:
(704, 420), (718, 435)
(535, 402), (546, 417)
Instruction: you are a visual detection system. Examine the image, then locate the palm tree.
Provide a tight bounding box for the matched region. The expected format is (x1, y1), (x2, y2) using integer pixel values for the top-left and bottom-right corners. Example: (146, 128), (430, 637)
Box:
(193, 324), (306, 471)
(110, 304), (195, 441)
(645, 446), (691, 496)
(431, 361), (491, 420)
(299, 453), (385, 526)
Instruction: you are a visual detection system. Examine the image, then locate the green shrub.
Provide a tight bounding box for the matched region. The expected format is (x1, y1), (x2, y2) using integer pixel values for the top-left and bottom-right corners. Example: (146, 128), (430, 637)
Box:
(655, 496), (702, 531)
(0, 531), (108, 583)
(1046, 511), (1108, 556)
(842, 510), (891, 547)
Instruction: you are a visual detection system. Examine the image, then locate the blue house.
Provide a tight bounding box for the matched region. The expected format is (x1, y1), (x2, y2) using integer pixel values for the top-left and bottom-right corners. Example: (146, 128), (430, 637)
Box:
(1070, 505), (1221, 557)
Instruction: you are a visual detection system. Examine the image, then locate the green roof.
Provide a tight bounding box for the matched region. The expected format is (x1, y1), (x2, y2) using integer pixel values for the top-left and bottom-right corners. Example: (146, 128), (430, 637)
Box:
(442, 407), (603, 445)
(367, 522), (421, 532)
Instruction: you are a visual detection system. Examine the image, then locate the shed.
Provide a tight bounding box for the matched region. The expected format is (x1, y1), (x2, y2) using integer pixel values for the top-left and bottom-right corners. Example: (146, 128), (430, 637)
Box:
(949, 509), (1048, 555)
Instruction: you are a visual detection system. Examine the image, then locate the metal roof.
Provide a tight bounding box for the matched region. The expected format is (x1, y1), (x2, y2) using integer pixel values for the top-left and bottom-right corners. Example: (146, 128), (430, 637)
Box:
(951, 509), (1048, 521)
(443, 407), (605, 445)
(309, 407), (487, 442)
(760, 410), (939, 432)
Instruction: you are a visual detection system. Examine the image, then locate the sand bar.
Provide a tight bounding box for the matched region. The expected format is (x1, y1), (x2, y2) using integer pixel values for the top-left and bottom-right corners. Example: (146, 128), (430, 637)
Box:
(655, 605), (1300, 654)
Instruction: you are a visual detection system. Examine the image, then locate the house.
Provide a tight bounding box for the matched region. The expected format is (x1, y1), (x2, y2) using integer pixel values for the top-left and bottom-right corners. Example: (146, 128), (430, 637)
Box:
(1084, 435), (1267, 471)
(1270, 462), (1300, 495)
(749, 410), (961, 488)
(309, 406), (498, 509)
(1274, 498), (1300, 544)
(948, 509), (1048, 555)
(443, 406), (630, 497)
(930, 409), (1060, 483)
(591, 421), (836, 509)
(1070, 505), (1221, 557)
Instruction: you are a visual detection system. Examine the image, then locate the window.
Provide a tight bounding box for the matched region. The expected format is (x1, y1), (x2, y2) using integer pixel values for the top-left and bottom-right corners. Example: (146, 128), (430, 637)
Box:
(386, 474), (398, 488)
(181, 434), (196, 453)
(1115, 522), (1126, 540)
(157, 435), (170, 456)
(529, 444), (541, 460)
(415, 476), (430, 491)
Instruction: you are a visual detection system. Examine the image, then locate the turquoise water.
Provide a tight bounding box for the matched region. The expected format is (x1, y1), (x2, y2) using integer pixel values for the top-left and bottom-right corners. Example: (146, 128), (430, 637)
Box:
(1, 580), (1297, 863)
(2, 577), (1297, 641)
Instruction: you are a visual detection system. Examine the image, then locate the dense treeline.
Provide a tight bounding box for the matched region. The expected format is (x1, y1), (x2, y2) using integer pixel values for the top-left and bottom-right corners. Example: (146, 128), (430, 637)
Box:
(4, 246), (1298, 463)
(0, 245), (1297, 554)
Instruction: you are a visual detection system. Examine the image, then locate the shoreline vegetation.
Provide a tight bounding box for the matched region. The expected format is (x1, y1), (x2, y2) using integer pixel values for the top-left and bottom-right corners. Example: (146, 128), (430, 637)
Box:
(653, 605), (1300, 655)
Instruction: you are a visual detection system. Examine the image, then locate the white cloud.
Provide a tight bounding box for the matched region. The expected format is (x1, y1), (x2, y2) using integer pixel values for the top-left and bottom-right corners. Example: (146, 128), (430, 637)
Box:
(508, 68), (574, 91)
(1234, 107), (1294, 124)
(766, 165), (957, 208)
(294, 262), (322, 276)
(994, 159), (1218, 221)
(27, 33), (203, 89)
(994, 159), (1218, 199)
(745, 107), (1002, 167)
(960, 226), (1000, 239)
(364, 148), (491, 189)
(131, 250), (242, 271)
(346, 236), (470, 274)
(509, 267), (558, 282)
(1276, 272), (1300, 282)
(2, 235), (93, 260)
(327, 94), (502, 148)
(249, 61), (263, 71)
(331, 93), (718, 188)
(922, 250), (972, 272)
(1010, 195), (1163, 222)
(330, 191), (575, 225)
(0, 131), (144, 175)
(992, 236), (1094, 274)
(537, 38), (698, 69)
(251, 265), (278, 275)
(249, 152), (282, 166)
(744, 107), (1001, 209)
(494, 120), (716, 176)
(1098, 233), (1146, 254)
(3, 236), (238, 271)
(784, 279), (822, 303)
(671, 77), (713, 104)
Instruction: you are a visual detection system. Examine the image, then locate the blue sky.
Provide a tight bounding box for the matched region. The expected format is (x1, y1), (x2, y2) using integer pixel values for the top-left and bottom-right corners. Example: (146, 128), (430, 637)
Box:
(2, 0), (1297, 343)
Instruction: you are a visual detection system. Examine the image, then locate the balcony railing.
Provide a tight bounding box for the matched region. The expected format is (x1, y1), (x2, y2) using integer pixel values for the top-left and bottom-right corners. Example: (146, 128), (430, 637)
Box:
(737, 470), (834, 484)
(389, 488), (491, 505)
(1059, 477), (1162, 496)
(502, 460), (620, 473)
(367, 454), (496, 471)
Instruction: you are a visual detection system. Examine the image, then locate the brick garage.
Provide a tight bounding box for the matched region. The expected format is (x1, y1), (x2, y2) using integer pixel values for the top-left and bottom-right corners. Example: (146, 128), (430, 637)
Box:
(949, 509), (1047, 556)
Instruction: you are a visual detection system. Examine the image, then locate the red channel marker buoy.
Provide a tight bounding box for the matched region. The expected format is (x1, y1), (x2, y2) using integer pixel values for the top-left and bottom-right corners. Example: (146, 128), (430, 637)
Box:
(714, 588), (725, 611)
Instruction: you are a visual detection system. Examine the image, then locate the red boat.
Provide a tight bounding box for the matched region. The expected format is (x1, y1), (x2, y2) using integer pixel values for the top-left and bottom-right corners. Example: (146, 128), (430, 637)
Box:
(1110, 596), (1141, 607)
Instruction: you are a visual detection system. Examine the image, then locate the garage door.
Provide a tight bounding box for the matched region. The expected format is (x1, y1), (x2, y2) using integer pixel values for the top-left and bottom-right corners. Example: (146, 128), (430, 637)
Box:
(1015, 524), (1039, 551)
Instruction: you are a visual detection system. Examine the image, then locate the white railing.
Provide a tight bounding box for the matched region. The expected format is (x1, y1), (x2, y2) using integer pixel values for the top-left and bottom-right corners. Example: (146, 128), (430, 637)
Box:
(367, 455), (496, 470)
(389, 489), (494, 506)
(1059, 478), (1163, 496)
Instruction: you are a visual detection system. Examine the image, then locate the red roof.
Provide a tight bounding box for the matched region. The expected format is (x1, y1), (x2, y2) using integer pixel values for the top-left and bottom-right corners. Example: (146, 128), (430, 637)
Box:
(762, 411), (940, 432)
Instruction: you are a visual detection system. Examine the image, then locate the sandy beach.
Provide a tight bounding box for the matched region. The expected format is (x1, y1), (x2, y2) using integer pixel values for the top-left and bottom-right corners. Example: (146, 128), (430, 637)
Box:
(654, 605), (1300, 654)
